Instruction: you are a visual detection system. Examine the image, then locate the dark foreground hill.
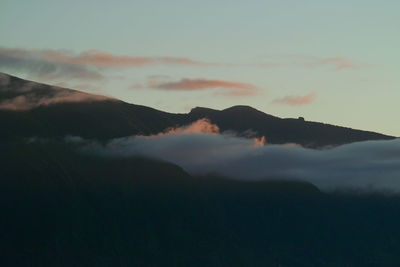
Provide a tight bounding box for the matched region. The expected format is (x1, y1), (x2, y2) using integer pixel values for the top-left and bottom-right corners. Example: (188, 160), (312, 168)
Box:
(1, 140), (400, 266)
(0, 72), (394, 147)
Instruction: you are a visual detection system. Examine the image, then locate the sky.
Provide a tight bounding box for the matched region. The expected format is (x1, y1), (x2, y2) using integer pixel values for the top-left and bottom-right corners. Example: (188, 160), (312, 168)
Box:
(0, 0), (399, 136)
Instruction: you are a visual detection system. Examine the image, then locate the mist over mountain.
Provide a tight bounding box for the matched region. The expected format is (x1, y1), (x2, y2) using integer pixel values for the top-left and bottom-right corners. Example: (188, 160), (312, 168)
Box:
(91, 132), (400, 193)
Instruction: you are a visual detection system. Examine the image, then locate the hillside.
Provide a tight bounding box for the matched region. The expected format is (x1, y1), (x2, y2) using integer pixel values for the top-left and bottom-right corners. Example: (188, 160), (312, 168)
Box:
(187, 105), (394, 146)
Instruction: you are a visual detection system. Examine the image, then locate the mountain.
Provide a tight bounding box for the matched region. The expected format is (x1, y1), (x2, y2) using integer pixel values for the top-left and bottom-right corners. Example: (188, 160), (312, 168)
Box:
(3, 72), (400, 266)
(188, 105), (395, 146)
(0, 72), (395, 147)
(0, 73), (186, 140)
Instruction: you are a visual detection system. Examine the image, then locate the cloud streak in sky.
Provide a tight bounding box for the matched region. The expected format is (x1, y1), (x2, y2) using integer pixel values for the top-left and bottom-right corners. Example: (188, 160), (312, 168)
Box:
(0, 46), (215, 82)
(148, 78), (258, 96)
(318, 57), (359, 71)
(42, 49), (212, 68)
(0, 46), (363, 88)
(260, 55), (361, 71)
(0, 47), (104, 81)
(272, 92), (316, 106)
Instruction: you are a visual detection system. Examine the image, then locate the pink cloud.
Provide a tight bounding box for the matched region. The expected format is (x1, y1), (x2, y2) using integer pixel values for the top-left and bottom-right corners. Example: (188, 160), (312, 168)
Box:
(148, 118), (267, 147)
(43, 49), (152, 67)
(318, 57), (359, 70)
(0, 46), (216, 83)
(151, 78), (257, 96)
(161, 118), (220, 135)
(1, 46), (363, 79)
(259, 55), (362, 71)
(42, 49), (210, 68)
(272, 92), (316, 106)
(130, 83), (144, 89)
(252, 136), (266, 147)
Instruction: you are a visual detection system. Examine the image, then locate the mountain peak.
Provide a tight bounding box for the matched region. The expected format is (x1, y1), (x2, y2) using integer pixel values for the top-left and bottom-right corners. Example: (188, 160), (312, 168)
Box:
(221, 105), (280, 120)
(190, 105), (274, 117)
(222, 105), (259, 112)
(189, 106), (219, 114)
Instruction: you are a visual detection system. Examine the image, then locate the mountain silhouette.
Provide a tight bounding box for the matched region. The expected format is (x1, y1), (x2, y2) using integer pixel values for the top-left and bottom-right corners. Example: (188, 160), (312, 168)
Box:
(0, 72), (394, 147)
(187, 105), (395, 146)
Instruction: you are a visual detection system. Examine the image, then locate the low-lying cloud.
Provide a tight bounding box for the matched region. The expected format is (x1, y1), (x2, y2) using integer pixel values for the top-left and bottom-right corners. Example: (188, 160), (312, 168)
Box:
(0, 91), (109, 111)
(83, 119), (400, 193)
(0, 80), (111, 110)
(161, 118), (220, 135)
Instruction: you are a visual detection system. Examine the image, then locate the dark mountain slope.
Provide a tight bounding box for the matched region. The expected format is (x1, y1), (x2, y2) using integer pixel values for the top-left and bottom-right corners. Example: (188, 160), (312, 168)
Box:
(0, 73), (185, 140)
(0, 101), (185, 140)
(0, 72), (394, 146)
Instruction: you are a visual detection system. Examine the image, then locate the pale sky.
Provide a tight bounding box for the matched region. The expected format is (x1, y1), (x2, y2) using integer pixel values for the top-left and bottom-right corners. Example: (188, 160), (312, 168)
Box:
(1, 0), (399, 136)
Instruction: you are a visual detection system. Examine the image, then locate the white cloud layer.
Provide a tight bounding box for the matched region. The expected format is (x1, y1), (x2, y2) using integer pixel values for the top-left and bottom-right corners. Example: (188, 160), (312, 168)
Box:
(83, 120), (400, 193)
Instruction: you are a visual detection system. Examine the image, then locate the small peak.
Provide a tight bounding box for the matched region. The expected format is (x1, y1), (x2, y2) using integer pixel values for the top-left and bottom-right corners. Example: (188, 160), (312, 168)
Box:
(222, 105), (259, 113)
(222, 105), (280, 120)
(189, 106), (219, 114)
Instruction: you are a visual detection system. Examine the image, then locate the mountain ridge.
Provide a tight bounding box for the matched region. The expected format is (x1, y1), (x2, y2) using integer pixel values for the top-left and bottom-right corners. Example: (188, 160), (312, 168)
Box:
(0, 72), (395, 147)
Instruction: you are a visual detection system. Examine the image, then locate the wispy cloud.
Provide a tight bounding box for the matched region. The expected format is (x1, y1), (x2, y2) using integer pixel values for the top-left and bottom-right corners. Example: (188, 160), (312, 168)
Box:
(0, 46), (216, 82)
(259, 55), (362, 71)
(0, 47), (104, 81)
(318, 57), (359, 70)
(0, 75), (111, 110)
(42, 49), (212, 67)
(147, 78), (258, 96)
(272, 92), (316, 106)
(0, 91), (109, 111)
(0, 46), (233, 86)
(0, 46), (362, 88)
(0, 92), (109, 111)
